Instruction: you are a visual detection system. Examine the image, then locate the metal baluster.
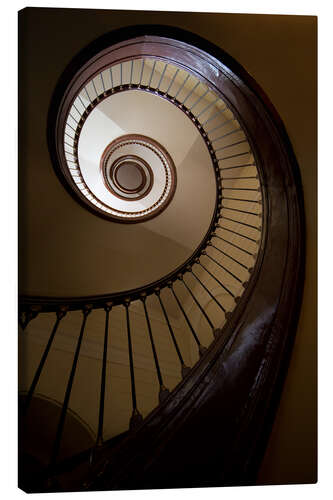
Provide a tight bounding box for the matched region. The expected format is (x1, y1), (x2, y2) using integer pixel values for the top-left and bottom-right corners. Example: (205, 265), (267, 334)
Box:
(217, 224), (258, 242)
(139, 59), (145, 86)
(219, 215), (261, 231)
(140, 293), (169, 404)
(84, 86), (92, 103)
(148, 60), (156, 87)
(23, 307), (68, 416)
(220, 206), (261, 217)
(168, 282), (207, 357)
(197, 260), (236, 298)
(218, 150), (251, 161)
(215, 139), (247, 152)
(206, 117), (235, 134)
(65, 158), (77, 165)
(213, 128), (242, 145)
(201, 107), (227, 126)
(196, 97), (219, 118)
(221, 175), (258, 181)
(100, 72), (106, 93)
(203, 251), (243, 284)
(155, 288), (190, 378)
(109, 66), (114, 88)
(189, 267), (226, 313)
(49, 304), (92, 470)
(130, 60), (134, 85)
(174, 73), (190, 99)
(69, 113), (79, 125)
(66, 122), (77, 135)
(207, 242), (249, 269)
(64, 130), (75, 140)
(178, 274), (215, 331)
(223, 196), (261, 204)
(222, 186), (259, 192)
(165, 68), (179, 94)
(182, 80), (200, 105)
(219, 163), (255, 171)
(212, 232), (256, 256)
(64, 150), (76, 158)
(72, 102), (82, 118)
(124, 299), (143, 430)
(95, 302), (113, 447)
(91, 78), (98, 99)
(77, 94), (87, 112)
(189, 88), (209, 111)
(157, 63), (168, 89)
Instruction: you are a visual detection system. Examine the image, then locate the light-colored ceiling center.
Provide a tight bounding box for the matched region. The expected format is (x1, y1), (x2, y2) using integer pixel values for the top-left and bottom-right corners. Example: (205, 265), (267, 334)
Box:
(116, 162), (144, 191)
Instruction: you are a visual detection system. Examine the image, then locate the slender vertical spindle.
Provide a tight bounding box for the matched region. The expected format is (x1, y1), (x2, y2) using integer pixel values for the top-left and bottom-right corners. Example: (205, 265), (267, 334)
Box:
(207, 117), (234, 135)
(165, 68), (179, 94)
(212, 232), (255, 256)
(222, 186), (259, 192)
(178, 275), (215, 331)
(220, 205), (260, 217)
(69, 113), (79, 125)
(155, 289), (190, 378)
(218, 150), (250, 162)
(157, 63), (168, 89)
(141, 294), (169, 403)
(203, 251), (243, 283)
(96, 302), (113, 447)
(84, 86), (92, 104)
(72, 102), (82, 117)
(213, 128), (242, 145)
(197, 259), (236, 298)
(49, 304), (92, 470)
(201, 107), (227, 126)
(124, 299), (143, 430)
(23, 307), (68, 416)
(217, 224), (258, 242)
(100, 72), (106, 93)
(148, 60), (156, 87)
(174, 74), (190, 99)
(189, 267), (226, 313)
(189, 88), (209, 111)
(182, 80), (200, 105)
(109, 66), (114, 88)
(168, 282), (207, 357)
(77, 94), (87, 112)
(215, 138), (247, 152)
(139, 59), (145, 86)
(220, 215), (261, 231)
(196, 97), (219, 119)
(130, 60), (133, 85)
(91, 78), (98, 99)
(222, 196), (261, 204)
(207, 242), (249, 269)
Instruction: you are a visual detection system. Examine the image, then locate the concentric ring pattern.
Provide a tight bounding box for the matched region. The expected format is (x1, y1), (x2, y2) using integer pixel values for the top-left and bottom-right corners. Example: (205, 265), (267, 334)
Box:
(62, 58), (262, 226)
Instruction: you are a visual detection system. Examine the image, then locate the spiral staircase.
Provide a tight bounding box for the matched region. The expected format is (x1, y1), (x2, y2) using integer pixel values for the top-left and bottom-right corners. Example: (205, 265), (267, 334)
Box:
(18, 26), (305, 492)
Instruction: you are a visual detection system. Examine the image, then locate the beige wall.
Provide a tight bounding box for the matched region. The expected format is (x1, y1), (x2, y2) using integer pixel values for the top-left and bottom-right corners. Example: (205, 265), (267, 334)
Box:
(20, 9), (317, 484)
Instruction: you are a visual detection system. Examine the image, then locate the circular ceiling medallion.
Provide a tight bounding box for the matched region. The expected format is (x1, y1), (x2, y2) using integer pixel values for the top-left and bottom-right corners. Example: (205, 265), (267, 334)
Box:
(75, 125), (177, 223)
(96, 134), (177, 220)
(101, 136), (160, 203)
